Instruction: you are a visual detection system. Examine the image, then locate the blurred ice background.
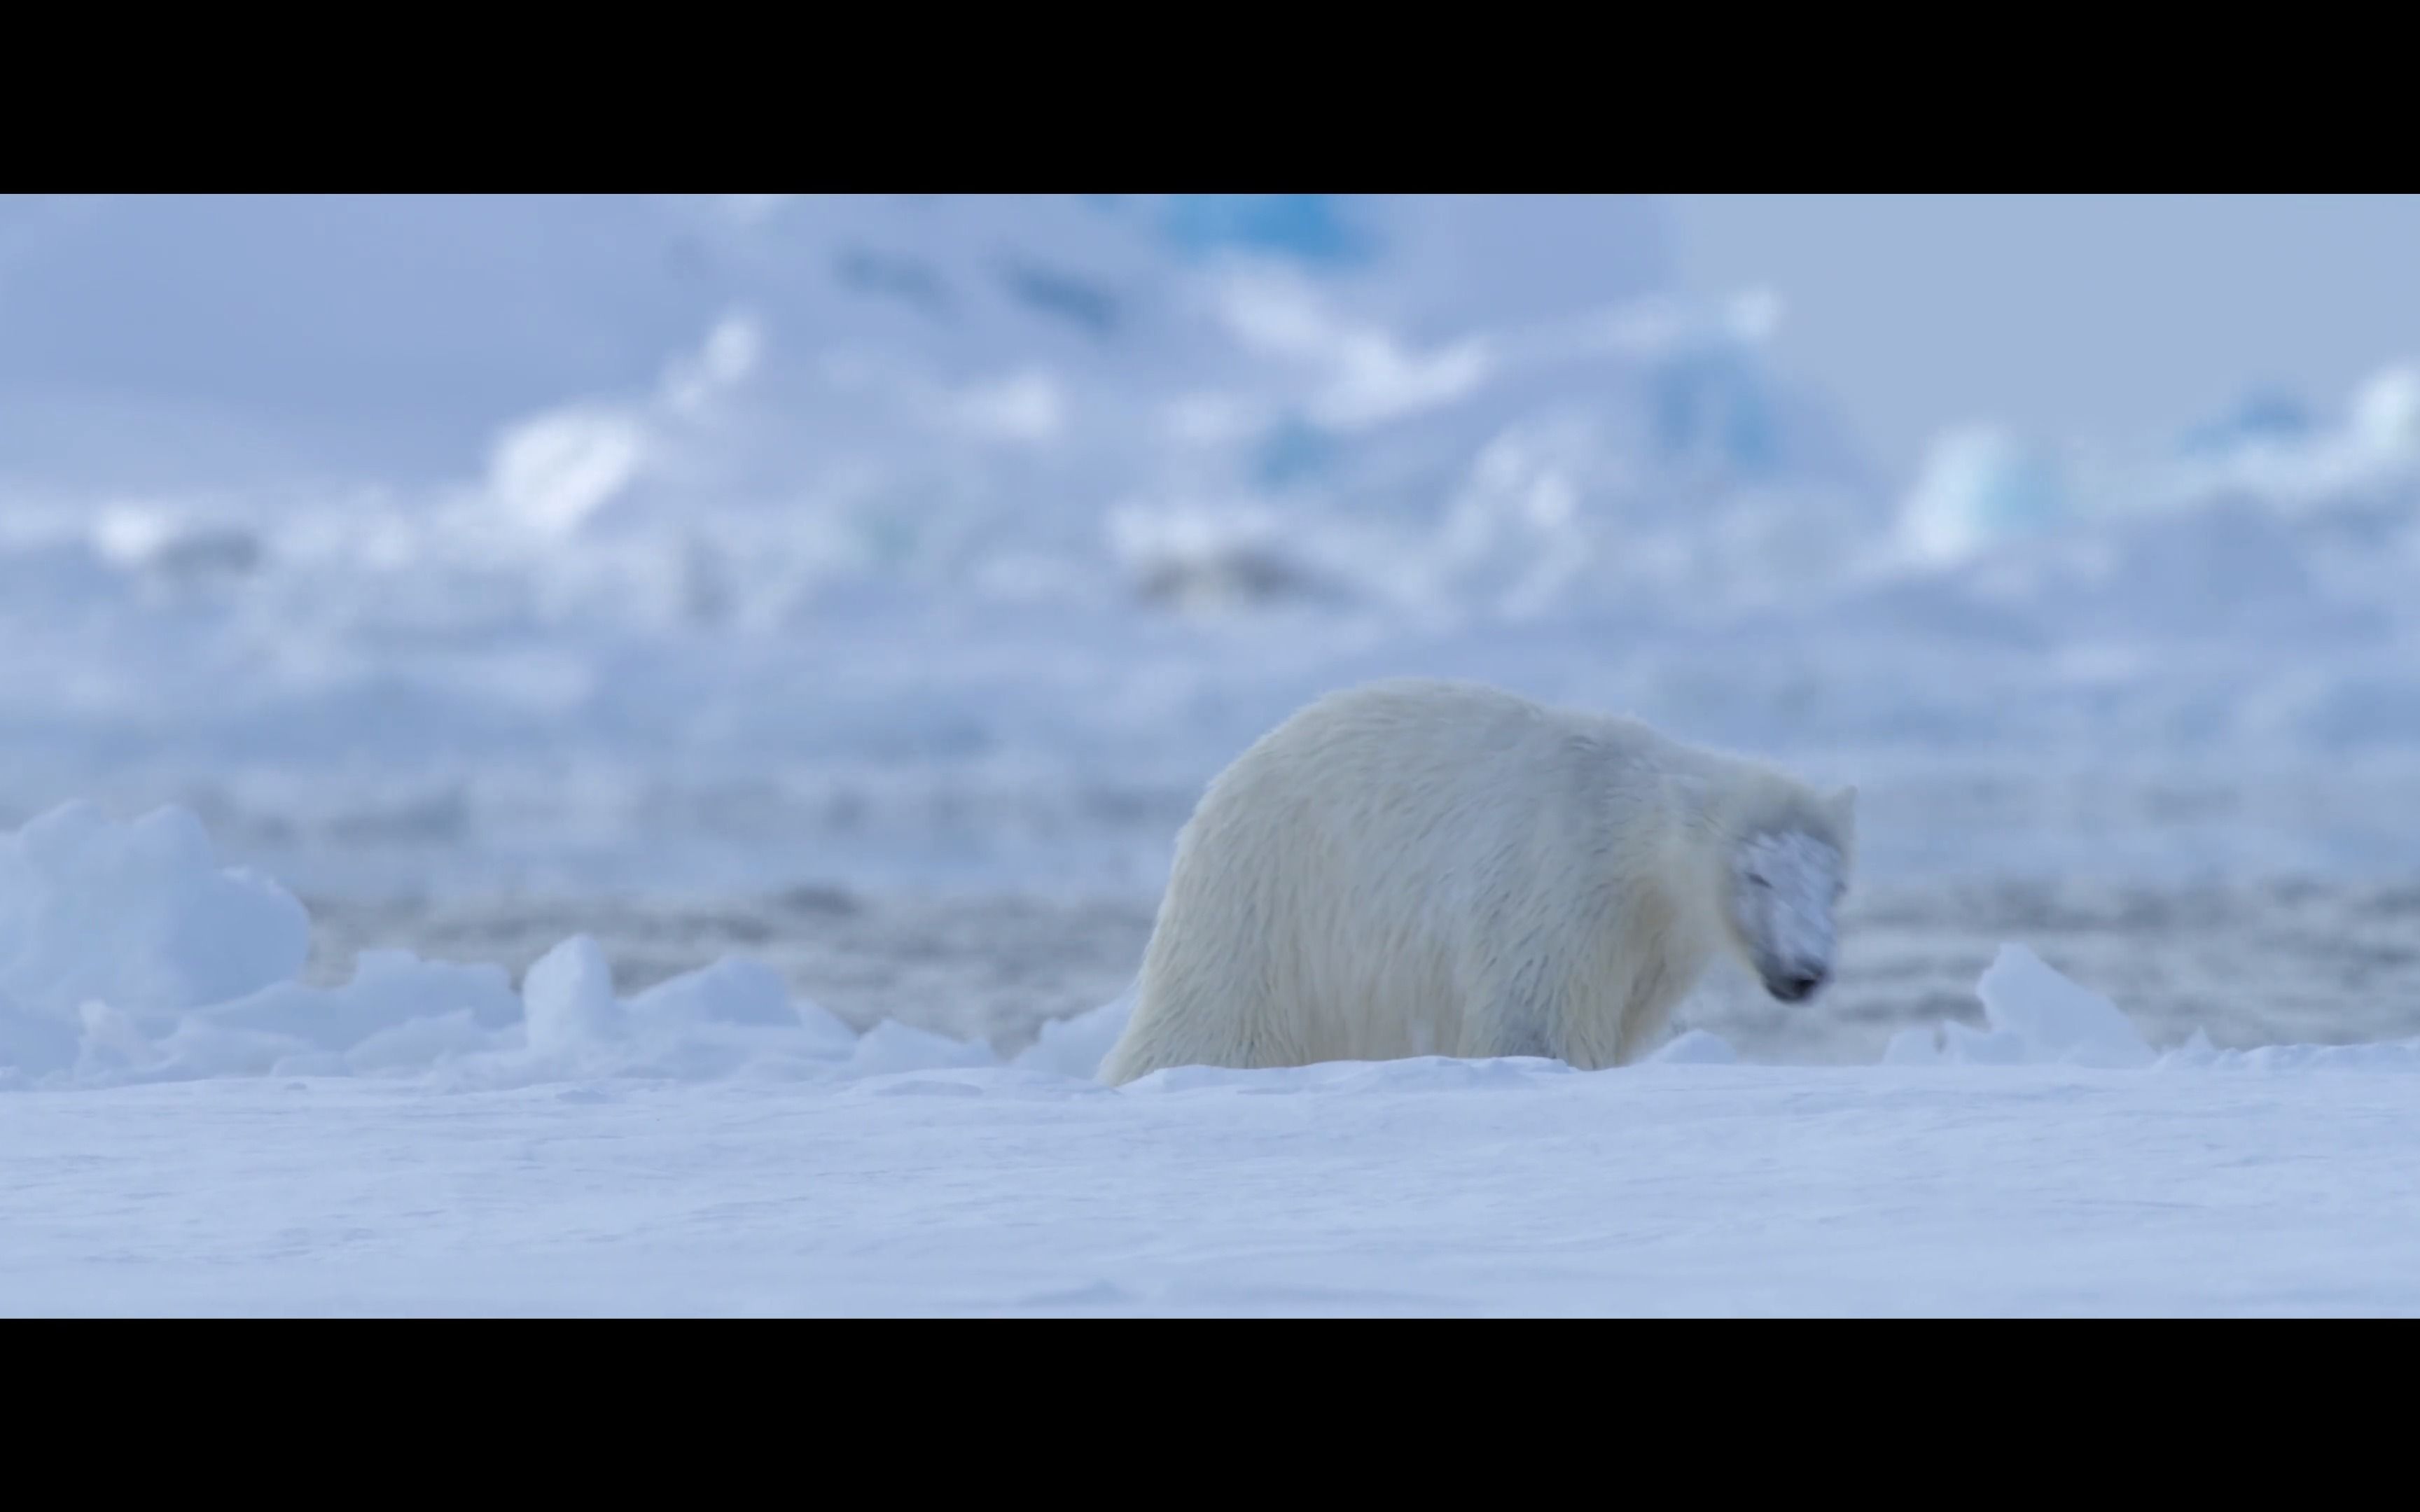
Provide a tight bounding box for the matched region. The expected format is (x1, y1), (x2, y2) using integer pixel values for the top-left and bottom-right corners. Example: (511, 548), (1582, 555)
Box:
(6, 192), (2418, 1062)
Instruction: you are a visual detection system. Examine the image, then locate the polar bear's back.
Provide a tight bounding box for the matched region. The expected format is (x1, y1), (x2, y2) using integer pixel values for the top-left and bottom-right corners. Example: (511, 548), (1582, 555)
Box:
(1200, 678), (1610, 880)
(1104, 680), (1662, 1079)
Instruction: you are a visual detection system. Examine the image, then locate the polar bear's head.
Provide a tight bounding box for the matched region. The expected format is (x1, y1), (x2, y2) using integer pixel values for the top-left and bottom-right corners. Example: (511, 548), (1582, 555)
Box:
(1715, 784), (1856, 1004)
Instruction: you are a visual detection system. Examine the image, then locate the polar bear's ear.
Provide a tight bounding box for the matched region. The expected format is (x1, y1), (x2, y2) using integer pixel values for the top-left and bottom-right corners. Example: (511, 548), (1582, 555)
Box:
(1828, 785), (1858, 828)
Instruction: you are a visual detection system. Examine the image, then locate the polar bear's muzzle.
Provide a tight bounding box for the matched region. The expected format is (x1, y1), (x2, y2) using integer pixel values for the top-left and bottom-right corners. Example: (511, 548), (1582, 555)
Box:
(1732, 829), (1844, 1007)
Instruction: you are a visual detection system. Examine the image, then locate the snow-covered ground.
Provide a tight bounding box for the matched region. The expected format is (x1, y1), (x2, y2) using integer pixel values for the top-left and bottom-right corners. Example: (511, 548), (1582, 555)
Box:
(6, 802), (2419, 1317)
(15, 1058), (2420, 1317)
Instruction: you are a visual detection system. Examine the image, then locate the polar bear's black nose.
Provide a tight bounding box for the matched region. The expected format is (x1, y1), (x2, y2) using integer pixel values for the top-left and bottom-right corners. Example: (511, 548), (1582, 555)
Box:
(1773, 968), (1828, 1002)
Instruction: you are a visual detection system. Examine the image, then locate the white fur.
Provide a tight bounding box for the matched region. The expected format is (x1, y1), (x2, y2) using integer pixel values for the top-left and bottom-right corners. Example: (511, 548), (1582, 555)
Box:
(1098, 678), (1856, 1086)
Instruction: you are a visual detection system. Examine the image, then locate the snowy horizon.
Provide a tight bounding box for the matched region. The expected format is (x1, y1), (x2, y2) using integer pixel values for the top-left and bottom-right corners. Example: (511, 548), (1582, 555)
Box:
(2, 193), (2417, 901)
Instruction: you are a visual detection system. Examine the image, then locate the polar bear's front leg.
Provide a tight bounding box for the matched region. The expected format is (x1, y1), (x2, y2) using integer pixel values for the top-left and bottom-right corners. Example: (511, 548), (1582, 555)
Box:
(1610, 948), (1696, 1065)
(1466, 958), (1587, 1065)
(1530, 946), (1693, 1070)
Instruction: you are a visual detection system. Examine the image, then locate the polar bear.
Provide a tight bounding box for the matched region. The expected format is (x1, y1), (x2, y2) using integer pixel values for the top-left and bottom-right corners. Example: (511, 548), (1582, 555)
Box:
(1097, 678), (1855, 1085)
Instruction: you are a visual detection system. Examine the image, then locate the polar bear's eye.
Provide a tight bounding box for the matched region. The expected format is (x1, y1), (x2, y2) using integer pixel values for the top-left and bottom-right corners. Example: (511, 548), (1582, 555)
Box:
(1747, 873), (1771, 890)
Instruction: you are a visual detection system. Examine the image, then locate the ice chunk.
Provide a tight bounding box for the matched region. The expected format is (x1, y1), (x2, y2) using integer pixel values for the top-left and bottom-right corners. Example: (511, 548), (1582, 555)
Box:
(0, 802), (310, 1025)
(626, 956), (851, 1053)
(1975, 944), (2155, 1070)
(522, 936), (625, 1056)
(1011, 987), (1136, 1081)
(206, 951), (521, 1051)
(849, 1020), (995, 1077)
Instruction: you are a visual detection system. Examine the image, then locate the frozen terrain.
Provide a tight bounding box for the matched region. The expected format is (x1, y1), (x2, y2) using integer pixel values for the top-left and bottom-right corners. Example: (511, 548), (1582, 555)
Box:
(6, 802), (2420, 1317)
(297, 869), (2420, 1068)
(16, 1058), (2420, 1317)
(1, 195), (2416, 904)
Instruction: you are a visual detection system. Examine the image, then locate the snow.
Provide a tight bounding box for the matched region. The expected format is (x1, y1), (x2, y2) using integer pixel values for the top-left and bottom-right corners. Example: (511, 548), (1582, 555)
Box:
(5, 799), (2420, 1315)
(9, 1057), (2420, 1317)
